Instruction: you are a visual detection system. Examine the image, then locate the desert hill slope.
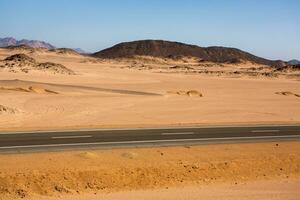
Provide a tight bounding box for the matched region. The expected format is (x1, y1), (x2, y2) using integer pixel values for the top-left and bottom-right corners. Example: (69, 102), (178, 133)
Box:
(93, 40), (285, 67)
(49, 48), (80, 55)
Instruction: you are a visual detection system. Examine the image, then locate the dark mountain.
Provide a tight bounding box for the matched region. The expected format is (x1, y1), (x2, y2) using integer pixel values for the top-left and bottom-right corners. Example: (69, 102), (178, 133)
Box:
(93, 40), (285, 67)
(0, 37), (55, 49)
(288, 59), (300, 65)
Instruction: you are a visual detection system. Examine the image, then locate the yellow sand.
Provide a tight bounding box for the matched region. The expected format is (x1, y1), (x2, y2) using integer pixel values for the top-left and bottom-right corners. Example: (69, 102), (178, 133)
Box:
(0, 48), (299, 131)
(0, 141), (299, 199)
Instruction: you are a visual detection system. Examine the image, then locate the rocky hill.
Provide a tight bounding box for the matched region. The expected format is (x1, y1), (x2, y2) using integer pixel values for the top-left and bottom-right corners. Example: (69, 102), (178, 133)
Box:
(93, 40), (285, 67)
(0, 54), (75, 75)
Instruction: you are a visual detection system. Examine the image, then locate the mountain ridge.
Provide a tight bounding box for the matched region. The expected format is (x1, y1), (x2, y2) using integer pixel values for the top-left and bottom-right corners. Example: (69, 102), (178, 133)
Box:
(0, 37), (55, 49)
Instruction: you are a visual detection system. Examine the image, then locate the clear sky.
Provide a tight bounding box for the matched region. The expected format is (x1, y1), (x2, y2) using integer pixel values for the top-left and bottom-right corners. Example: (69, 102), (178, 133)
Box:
(0, 0), (299, 60)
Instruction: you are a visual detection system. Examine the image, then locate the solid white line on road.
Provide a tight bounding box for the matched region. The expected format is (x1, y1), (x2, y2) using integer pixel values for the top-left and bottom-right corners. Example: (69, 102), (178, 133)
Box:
(1, 134), (300, 150)
(51, 135), (92, 139)
(161, 132), (194, 135)
(251, 130), (280, 133)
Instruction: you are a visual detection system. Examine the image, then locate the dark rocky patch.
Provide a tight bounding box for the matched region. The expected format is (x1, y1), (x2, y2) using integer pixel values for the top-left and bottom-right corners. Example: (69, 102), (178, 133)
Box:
(4, 53), (36, 63)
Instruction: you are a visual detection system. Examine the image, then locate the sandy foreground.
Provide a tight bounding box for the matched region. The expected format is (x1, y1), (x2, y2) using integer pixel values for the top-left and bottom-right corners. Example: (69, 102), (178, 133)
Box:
(0, 141), (299, 199)
(37, 180), (300, 200)
(0, 49), (300, 131)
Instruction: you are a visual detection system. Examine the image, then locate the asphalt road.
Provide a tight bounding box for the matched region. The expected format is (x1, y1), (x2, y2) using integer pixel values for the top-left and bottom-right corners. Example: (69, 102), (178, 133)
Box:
(0, 125), (300, 152)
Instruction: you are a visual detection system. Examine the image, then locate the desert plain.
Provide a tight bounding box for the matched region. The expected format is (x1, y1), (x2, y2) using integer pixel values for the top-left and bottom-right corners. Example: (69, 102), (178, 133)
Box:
(0, 47), (299, 131)
(0, 46), (300, 199)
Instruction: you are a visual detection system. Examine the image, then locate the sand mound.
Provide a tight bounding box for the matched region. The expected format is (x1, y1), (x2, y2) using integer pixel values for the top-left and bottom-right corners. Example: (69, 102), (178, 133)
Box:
(275, 91), (300, 97)
(0, 86), (58, 94)
(0, 86), (30, 92)
(0, 104), (18, 114)
(50, 48), (80, 56)
(4, 53), (37, 63)
(28, 86), (59, 94)
(78, 152), (99, 159)
(186, 90), (203, 97)
(0, 54), (75, 75)
(36, 62), (75, 75)
(167, 90), (203, 97)
(275, 65), (300, 72)
(121, 152), (138, 159)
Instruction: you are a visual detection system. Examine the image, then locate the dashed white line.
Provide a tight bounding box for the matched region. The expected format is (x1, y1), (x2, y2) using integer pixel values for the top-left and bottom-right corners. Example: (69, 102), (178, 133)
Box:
(51, 135), (92, 139)
(161, 132), (194, 135)
(251, 130), (280, 133)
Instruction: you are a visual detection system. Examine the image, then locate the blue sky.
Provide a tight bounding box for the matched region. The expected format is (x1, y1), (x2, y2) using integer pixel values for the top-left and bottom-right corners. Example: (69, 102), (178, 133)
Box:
(0, 0), (299, 60)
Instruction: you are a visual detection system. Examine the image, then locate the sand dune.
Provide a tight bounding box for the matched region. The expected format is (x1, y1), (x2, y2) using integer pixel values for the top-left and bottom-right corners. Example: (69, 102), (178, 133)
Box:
(28, 86), (58, 94)
(0, 104), (18, 114)
(0, 79), (160, 96)
(0, 86), (58, 94)
(275, 91), (300, 97)
(167, 90), (203, 97)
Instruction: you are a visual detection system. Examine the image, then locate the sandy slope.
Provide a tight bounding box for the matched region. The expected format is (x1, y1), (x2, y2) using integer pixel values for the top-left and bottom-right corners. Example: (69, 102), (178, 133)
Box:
(0, 141), (299, 199)
(0, 49), (299, 131)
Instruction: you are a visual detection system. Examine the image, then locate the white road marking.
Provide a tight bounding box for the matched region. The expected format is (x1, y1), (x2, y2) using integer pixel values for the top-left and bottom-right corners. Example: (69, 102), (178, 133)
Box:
(251, 130), (280, 133)
(161, 132), (194, 135)
(1, 134), (300, 149)
(51, 135), (92, 139)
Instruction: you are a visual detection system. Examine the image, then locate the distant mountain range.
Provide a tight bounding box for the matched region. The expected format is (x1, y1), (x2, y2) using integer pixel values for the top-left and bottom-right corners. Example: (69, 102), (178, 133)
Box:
(0, 37), (293, 66)
(0, 37), (88, 54)
(288, 59), (300, 65)
(0, 37), (55, 49)
(72, 48), (90, 54)
(93, 40), (285, 67)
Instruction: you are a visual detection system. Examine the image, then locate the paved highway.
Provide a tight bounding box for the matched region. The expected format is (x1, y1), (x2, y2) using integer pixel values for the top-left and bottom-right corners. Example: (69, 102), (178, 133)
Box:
(0, 125), (300, 152)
